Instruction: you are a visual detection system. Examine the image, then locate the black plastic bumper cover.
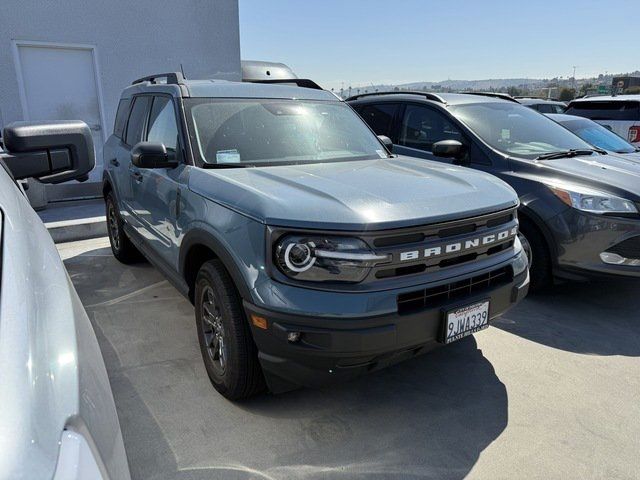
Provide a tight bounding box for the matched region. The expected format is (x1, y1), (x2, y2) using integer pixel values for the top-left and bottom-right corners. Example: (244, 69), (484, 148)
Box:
(245, 270), (529, 393)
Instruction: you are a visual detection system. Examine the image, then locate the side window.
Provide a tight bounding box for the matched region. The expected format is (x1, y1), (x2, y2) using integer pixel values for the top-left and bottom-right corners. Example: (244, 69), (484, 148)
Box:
(552, 105), (566, 114)
(536, 104), (555, 114)
(113, 98), (131, 139)
(147, 96), (179, 152)
(125, 96), (151, 146)
(356, 103), (399, 138)
(399, 105), (463, 151)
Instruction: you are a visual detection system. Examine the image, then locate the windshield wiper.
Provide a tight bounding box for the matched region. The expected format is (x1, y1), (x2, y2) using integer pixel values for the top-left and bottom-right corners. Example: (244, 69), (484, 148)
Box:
(535, 148), (602, 160)
(201, 163), (251, 169)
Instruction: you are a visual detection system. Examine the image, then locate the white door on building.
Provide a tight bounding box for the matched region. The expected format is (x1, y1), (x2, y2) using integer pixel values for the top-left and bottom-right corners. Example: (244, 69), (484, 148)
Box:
(14, 43), (105, 183)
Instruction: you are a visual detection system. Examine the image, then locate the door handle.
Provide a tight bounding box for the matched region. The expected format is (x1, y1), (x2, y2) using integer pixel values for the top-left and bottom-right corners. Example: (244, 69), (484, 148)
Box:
(110, 158), (120, 167)
(130, 171), (143, 182)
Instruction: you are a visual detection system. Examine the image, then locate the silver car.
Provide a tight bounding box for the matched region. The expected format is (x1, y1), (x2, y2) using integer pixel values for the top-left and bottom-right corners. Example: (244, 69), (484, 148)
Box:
(0, 121), (130, 479)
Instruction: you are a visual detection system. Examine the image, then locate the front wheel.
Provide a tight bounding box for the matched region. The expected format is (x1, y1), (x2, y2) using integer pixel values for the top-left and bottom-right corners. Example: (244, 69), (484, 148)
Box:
(194, 260), (265, 400)
(519, 221), (551, 292)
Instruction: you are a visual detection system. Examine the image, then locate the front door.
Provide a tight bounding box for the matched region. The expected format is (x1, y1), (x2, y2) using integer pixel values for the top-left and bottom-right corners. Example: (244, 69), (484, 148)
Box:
(130, 95), (185, 266)
(14, 43), (105, 188)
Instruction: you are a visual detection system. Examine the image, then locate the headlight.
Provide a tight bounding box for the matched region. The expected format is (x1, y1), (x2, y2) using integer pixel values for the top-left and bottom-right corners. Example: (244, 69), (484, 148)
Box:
(512, 236), (529, 276)
(275, 235), (390, 283)
(548, 184), (638, 215)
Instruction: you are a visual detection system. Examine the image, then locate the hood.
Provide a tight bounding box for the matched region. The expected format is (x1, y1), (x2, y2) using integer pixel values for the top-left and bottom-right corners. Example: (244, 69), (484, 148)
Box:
(529, 153), (640, 199)
(606, 151), (640, 163)
(189, 156), (518, 230)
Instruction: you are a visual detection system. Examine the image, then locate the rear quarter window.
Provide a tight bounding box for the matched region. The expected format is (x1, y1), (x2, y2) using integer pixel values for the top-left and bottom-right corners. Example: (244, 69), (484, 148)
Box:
(113, 98), (131, 139)
(565, 101), (640, 121)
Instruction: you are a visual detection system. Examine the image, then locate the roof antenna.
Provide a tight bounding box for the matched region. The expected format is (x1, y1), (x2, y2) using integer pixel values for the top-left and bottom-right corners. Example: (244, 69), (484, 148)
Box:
(180, 63), (187, 79)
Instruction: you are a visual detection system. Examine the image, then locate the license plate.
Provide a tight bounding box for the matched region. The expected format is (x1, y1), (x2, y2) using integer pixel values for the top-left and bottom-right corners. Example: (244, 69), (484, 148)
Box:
(443, 300), (490, 344)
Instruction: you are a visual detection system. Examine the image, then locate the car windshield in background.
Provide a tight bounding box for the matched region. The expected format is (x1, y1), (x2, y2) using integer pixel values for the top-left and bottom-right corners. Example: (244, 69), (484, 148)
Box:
(186, 99), (387, 166)
(559, 118), (636, 154)
(565, 101), (640, 121)
(450, 102), (594, 159)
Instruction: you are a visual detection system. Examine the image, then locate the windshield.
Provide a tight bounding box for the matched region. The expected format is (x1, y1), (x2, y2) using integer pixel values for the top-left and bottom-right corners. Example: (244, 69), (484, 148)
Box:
(185, 99), (387, 166)
(558, 117), (636, 154)
(449, 102), (593, 159)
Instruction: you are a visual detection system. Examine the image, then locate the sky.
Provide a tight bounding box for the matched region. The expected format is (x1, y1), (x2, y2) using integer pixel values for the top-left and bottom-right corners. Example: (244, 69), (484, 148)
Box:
(239, 0), (636, 91)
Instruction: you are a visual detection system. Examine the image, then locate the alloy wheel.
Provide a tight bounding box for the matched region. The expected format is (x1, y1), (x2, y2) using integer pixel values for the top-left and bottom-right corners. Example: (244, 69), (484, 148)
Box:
(201, 285), (226, 375)
(108, 202), (120, 251)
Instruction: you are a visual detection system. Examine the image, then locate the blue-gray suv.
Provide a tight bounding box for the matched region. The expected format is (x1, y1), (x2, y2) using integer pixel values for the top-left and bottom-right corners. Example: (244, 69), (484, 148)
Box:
(102, 69), (529, 399)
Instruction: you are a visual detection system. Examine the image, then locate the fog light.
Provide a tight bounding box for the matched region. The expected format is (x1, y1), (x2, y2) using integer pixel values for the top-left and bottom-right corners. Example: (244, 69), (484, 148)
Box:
(600, 252), (640, 266)
(287, 332), (301, 343)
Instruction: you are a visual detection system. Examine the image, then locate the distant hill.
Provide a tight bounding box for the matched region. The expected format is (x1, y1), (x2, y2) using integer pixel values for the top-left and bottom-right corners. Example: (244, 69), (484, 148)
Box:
(401, 78), (546, 90)
(341, 71), (640, 97)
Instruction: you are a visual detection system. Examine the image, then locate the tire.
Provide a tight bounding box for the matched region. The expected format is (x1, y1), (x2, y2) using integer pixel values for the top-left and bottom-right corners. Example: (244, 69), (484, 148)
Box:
(195, 259), (265, 400)
(105, 192), (144, 264)
(519, 219), (551, 292)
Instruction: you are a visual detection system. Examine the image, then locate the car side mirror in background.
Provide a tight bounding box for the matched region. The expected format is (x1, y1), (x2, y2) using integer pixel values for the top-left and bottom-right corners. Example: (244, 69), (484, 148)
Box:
(0, 120), (95, 183)
(377, 135), (393, 153)
(131, 142), (178, 169)
(432, 140), (467, 163)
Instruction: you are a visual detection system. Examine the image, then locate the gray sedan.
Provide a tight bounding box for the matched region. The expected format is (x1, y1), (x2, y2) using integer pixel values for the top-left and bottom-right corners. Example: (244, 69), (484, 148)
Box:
(0, 121), (130, 479)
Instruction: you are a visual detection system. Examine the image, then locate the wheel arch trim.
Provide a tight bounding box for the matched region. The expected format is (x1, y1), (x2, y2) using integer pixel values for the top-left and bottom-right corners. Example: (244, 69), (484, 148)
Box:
(179, 228), (253, 302)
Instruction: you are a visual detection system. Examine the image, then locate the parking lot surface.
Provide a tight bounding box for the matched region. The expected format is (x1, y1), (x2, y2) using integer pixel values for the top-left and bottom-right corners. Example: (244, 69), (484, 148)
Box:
(60, 237), (640, 480)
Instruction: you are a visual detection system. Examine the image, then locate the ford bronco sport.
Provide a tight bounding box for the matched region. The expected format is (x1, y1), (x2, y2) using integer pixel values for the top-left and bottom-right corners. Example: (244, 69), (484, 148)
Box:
(102, 66), (529, 400)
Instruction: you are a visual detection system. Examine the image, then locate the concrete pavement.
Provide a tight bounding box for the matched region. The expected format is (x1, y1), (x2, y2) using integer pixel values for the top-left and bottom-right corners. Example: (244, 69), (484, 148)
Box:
(60, 237), (640, 480)
(39, 198), (106, 243)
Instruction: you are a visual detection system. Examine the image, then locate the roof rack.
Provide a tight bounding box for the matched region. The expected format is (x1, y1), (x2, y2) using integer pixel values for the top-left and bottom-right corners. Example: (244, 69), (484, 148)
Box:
(345, 91), (446, 103)
(240, 61), (323, 90)
(246, 78), (323, 90)
(132, 72), (186, 86)
(465, 92), (519, 103)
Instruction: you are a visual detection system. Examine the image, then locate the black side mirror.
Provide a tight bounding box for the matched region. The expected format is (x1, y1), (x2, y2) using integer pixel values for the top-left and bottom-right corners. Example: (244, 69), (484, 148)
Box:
(377, 135), (393, 153)
(0, 120), (95, 183)
(131, 142), (178, 169)
(432, 140), (466, 161)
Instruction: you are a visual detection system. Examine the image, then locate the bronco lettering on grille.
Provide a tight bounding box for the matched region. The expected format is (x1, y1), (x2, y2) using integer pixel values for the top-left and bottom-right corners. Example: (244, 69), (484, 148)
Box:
(399, 226), (517, 262)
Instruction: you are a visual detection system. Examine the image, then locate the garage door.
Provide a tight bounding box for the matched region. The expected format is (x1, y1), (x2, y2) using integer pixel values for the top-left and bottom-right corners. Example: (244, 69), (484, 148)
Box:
(14, 43), (105, 186)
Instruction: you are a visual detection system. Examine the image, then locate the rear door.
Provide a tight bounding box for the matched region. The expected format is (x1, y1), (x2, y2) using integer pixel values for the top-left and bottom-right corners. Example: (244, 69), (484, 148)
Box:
(129, 95), (186, 266)
(104, 98), (131, 212)
(565, 100), (640, 145)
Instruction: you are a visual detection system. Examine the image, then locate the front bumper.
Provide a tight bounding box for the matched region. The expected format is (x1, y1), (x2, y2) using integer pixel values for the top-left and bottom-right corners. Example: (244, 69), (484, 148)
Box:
(547, 208), (640, 279)
(245, 264), (529, 393)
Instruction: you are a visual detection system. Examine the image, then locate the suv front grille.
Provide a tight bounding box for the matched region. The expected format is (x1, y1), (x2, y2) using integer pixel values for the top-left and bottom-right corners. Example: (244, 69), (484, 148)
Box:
(364, 207), (518, 282)
(397, 266), (513, 314)
(608, 236), (640, 259)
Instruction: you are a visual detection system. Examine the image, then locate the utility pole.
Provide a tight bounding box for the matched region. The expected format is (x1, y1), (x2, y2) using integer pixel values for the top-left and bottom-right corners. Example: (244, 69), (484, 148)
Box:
(572, 66), (577, 91)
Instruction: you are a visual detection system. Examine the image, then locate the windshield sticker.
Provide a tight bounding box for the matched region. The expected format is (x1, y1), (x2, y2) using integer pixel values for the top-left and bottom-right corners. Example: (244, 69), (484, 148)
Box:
(376, 149), (387, 158)
(216, 149), (241, 163)
(501, 129), (511, 140)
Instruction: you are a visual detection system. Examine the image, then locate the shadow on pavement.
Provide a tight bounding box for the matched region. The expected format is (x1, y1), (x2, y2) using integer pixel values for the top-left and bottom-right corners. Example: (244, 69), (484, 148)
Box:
(65, 244), (508, 480)
(494, 278), (640, 356)
(238, 337), (507, 480)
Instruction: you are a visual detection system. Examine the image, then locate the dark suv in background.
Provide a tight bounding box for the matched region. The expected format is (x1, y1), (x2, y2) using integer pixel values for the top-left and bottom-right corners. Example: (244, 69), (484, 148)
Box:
(348, 92), (640, 289)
